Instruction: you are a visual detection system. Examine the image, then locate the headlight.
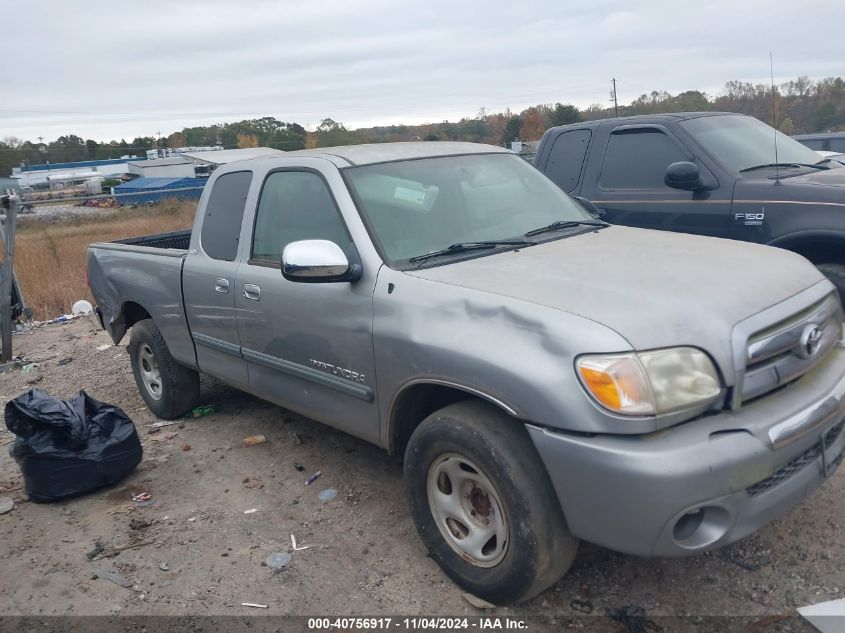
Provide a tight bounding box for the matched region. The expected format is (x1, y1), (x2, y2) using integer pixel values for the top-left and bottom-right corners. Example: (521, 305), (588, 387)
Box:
(576, 347), (721, 416)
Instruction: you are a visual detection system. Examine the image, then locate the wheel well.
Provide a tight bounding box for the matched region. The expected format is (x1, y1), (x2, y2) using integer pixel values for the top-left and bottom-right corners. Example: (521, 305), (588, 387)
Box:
(389, 383), (516, 458)
(122, 301), (151, 329)
(775, 237), (845, 266)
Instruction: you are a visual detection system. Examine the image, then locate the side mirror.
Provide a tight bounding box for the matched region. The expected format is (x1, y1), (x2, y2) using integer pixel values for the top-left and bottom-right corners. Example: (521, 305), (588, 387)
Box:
(665, 161), (704, 190)
(282, 239), (362, 283)
(573, 196), (606, 219)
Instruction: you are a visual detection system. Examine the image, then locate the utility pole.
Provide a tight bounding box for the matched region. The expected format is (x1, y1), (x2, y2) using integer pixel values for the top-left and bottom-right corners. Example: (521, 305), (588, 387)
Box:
(0, 191), (19, 365)
(611, 78), (619, 117)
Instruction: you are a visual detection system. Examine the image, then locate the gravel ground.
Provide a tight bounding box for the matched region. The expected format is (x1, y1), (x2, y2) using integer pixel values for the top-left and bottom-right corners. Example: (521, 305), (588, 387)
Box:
(0, 317), (840, 631)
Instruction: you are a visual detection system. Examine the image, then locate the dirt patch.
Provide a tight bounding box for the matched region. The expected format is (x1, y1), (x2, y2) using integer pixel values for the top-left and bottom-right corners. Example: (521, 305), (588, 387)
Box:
(0, 318), (842, 622)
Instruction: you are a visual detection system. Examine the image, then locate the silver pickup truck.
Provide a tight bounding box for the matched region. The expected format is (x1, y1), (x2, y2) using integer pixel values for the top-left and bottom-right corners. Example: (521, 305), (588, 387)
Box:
(88, 142), (845, 604)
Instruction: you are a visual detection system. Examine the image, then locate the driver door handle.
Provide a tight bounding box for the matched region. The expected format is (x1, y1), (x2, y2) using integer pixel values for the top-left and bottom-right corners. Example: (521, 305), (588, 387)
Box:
(214, 278), (229, 294)
(243, 283), (261, 301)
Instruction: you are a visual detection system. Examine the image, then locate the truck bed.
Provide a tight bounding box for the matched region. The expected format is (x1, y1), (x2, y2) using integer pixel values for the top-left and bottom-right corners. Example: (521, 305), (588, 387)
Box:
(113, 229), (192, 251)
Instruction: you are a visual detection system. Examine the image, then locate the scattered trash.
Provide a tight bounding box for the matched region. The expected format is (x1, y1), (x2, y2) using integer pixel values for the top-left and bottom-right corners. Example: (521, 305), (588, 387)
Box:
(318, 488), (337, 502)
(798, 597), (845, 633)
(132, 492), (151, 503)
(290, 431), (302, 445)
(86, 541), (106, 560)
(265, 552), (292, 570)
(187, 405), (217, 418)
(291, 534), (309, 551)
(0, 496), (14, 514)
(148, 431), (178, 442)
(241, 434), (267, 447)
(158, 562), (169, 571)
(21, 363), (38, 373)
(95, 344), (111, 351)
(146, 419), (181, 430)
(5, 389), (143, 502)
(71, 300), (93, 316)
(57, 357), (73, 366)
(305, 470), (322, 486)
(607, 605), (656, 633)
(241, 602), (268, 609)
(570, 599), (593, 614)
(243, 477), (264, 489)
(187, 517), (197, 522)
(94, 569), (132, 588)
(181, 444), (191, 452)
(129, 517), (152, 530)
(243, 508), (258, 514)
(293, 462), (304, 472)
(462, 592), (496, 609)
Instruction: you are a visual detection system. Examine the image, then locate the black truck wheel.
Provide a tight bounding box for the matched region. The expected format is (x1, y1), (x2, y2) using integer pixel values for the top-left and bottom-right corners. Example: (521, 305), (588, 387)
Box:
(818, 263), (845, 308)
(404, 400), (578, 605)
(128, 318), (200, 419)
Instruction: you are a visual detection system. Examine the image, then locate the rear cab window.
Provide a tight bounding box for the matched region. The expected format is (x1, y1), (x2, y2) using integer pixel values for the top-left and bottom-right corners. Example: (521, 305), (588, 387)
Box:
(544, 129), (592, 192)
(200, 171), (253, 261)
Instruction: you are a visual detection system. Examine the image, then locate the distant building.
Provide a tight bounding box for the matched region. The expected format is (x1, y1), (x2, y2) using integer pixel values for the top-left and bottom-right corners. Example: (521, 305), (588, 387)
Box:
(146, 146), (223, 160)
(127, 157), (196, 179)
(180, 147), (284, 170)
(11, 157), (142, 188)
(113, 177), (206, 204)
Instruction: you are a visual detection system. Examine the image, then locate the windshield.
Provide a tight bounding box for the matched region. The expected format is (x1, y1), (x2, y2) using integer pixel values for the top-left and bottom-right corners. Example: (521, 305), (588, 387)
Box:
(345, 153), (594, 266)
(679, 115), (829, 173)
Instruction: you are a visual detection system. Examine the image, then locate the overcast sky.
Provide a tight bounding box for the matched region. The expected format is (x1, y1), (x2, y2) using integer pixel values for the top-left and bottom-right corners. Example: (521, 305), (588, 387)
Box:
(5, 0), (844, 143)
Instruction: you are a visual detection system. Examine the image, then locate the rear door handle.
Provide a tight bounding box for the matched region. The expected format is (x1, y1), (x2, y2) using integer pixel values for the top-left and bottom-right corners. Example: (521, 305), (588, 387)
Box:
(243, 283), (261, 301)
(214, 278), (230, 294)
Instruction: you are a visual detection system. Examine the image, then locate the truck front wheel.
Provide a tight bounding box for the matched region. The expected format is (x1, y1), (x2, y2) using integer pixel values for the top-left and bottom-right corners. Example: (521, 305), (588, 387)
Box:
(128, 318), (200, 419)
(404, 400), (578, 605)
(818, 263), (845, 308)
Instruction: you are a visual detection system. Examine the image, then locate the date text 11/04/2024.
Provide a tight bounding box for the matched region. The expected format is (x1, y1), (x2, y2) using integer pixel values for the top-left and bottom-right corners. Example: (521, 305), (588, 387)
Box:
(307, 617), (528, 630)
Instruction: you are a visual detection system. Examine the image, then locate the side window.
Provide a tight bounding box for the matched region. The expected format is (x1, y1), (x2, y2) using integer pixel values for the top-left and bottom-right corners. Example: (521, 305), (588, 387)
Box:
(200, 171), (253, 261)
(799, 139), (824, 150)
(829, 139), (845, 152)
(600, 129), (688, 190)
(544, 129), (592, 192)
(251, 171), (351, 264)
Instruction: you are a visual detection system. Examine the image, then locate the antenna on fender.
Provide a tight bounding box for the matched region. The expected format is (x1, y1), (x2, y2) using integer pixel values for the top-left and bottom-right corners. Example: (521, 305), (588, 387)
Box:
(770, 52), (781, 185)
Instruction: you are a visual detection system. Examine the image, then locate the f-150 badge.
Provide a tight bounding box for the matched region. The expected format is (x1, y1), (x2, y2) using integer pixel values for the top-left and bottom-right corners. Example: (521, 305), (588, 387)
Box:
(735, 209), (765, 226)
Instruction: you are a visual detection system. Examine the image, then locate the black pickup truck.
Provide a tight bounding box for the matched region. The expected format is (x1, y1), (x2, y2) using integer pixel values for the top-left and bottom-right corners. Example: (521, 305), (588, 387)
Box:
(534, 112), (845, 302)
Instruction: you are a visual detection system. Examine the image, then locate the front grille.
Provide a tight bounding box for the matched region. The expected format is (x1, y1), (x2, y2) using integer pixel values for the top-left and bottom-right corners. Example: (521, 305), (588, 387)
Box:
(746, 419), (845, 497)
(739, 294), (842, 404)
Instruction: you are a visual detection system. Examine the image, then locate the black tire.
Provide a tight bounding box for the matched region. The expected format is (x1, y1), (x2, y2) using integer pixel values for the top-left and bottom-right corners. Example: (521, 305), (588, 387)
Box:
(818, 263), (845, 308)
(128, 318), (200, 419)
(404, 400), (578, 605)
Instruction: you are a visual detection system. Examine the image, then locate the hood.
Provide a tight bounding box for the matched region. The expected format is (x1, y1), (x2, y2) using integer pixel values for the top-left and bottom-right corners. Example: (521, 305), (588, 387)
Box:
(406, 226), (828, 376)
(738, 163), (845, 197)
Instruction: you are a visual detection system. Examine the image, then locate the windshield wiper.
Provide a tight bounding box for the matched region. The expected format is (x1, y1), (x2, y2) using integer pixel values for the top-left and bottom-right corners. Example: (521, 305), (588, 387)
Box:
(407, 239), (531, 263)
(524, 219), (608, 237)
(740, 162), (827, 173)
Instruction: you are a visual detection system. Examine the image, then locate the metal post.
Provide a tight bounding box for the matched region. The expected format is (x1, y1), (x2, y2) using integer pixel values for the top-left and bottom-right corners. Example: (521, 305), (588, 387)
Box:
(611, 78), (619, 117)
(0, 191), (19, 363)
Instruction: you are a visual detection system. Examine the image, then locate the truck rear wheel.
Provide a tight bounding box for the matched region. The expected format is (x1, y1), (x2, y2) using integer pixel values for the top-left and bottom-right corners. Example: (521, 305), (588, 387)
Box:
(128, 318), (200, 419)
(818, 263), (845, 308)
(404, 400), (578, 605)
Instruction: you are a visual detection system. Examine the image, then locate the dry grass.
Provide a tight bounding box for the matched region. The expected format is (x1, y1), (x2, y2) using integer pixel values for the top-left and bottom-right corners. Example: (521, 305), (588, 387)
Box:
(12, 200), (196, 320)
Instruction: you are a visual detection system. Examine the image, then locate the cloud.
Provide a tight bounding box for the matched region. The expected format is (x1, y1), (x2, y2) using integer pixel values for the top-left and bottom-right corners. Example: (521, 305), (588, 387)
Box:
(4, 0), (844, 141)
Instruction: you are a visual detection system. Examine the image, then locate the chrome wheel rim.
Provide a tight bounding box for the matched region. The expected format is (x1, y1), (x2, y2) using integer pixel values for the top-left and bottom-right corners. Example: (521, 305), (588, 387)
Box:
(138, 343), (163, 401)
(426, 453), (509, 567)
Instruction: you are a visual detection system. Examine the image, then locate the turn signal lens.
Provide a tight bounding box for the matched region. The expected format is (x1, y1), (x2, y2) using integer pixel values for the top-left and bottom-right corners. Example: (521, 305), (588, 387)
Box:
(577, 354), (655, 415)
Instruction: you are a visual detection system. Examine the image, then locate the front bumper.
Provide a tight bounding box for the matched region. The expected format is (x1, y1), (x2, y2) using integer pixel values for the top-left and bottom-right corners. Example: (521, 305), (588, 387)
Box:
(528, 342), (845, 557)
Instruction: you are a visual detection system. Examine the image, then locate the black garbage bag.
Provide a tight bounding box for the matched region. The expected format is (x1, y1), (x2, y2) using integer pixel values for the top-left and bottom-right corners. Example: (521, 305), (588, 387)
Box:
(5, 389), (143, 502)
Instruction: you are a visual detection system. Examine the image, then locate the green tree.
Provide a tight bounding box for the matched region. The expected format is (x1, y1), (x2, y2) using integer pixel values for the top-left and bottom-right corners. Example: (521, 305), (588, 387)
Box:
(548, 103), (581, 127)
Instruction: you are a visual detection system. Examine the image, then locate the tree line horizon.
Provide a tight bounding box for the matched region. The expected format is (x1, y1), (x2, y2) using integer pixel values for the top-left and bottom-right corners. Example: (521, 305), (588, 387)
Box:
(2, 75), (844, 176)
